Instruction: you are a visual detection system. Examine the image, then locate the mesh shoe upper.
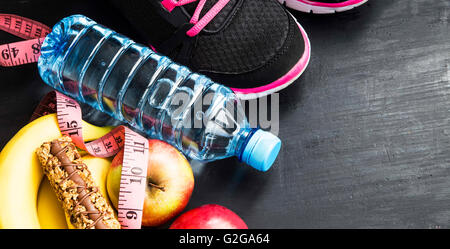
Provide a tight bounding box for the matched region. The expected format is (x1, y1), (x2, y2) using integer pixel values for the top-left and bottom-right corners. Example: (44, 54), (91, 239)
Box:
(110, 0), (306, 89)
(191, 0), (290, 74)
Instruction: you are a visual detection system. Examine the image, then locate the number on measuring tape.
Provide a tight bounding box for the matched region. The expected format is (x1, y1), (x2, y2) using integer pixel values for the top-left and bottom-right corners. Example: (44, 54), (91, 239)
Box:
(116, 132), (149, 228)
(0, 14), (50, 67)
(0, 38), (43, 66)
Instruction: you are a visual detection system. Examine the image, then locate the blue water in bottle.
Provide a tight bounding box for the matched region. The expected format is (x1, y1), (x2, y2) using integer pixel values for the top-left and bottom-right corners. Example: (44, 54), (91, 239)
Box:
(38, 15), (281, 171)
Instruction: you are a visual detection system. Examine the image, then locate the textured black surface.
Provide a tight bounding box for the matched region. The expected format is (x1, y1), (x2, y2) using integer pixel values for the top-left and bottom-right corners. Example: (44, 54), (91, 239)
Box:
(1, 0), (450, 228)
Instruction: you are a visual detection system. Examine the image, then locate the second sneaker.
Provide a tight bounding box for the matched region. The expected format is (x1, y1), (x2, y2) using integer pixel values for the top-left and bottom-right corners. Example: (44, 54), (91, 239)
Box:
(279, 0), (368, 14)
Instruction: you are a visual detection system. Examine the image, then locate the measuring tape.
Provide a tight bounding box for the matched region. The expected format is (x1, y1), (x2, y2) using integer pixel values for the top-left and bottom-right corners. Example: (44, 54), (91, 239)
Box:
(1, 13), (149, 229)
(32, 91), (149, 229)
(0, 14), (50, 66)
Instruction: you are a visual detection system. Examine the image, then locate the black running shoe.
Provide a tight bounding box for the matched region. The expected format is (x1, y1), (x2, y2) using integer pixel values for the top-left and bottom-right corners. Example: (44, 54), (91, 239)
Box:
(279, 0), (368, 14)
(110, 0), (310, 99)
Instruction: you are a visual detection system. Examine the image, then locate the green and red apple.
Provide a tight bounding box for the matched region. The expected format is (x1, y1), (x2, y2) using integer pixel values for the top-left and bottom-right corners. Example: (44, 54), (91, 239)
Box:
(107, 139), (194, 227)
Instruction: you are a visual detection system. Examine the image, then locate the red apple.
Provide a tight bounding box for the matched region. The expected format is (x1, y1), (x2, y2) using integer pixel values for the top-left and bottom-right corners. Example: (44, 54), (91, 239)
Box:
(169, 204), (248, 229)
(107, 139), (194, 227)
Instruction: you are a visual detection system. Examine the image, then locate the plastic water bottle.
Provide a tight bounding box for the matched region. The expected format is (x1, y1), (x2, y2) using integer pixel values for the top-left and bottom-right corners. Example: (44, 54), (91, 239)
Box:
(38, 15), (281, 171)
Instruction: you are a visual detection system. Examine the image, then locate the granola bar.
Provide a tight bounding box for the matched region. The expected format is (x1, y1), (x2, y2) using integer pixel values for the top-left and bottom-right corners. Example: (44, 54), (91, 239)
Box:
(36, 136), (121, 229)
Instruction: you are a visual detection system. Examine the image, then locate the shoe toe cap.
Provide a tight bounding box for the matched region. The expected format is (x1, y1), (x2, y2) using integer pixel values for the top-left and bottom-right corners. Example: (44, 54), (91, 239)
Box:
(194, 2), (309, 92)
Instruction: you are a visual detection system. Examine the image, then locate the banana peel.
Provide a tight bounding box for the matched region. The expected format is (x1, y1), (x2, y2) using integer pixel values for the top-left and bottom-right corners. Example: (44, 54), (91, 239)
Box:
(0, 114), (113, 229)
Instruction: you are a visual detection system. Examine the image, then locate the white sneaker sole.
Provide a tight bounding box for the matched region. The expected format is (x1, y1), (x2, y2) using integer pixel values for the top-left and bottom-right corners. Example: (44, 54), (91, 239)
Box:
(279, 0), (368, 14)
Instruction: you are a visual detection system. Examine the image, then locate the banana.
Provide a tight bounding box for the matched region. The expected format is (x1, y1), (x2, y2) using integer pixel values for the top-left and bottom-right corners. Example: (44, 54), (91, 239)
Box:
(0, 114), (113, 229)
(37, 155), (114, 229)
(36, 178), (67, 229)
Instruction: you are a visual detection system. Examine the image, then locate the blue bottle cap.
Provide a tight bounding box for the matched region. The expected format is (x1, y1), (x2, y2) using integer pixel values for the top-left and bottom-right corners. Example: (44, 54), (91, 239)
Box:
(242, 130), (281, 172)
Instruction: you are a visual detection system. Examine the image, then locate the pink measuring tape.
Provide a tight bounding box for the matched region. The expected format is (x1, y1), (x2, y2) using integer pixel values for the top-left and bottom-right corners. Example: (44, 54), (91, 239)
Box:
(2, 13), (149, 229)
(0, 14), (49, 66)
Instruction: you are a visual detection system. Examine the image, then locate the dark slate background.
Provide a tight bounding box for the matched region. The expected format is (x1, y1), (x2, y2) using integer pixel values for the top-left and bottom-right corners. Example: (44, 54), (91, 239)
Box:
(1, 0), (449, 228)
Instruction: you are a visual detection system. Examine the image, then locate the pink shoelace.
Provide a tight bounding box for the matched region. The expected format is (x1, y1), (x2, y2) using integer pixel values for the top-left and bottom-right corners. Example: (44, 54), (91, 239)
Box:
(161, 0), (230, 37)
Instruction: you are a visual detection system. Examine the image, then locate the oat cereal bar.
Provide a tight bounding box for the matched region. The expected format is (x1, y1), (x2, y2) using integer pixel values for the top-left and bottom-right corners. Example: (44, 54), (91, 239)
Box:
(36, 136), (121, 229)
